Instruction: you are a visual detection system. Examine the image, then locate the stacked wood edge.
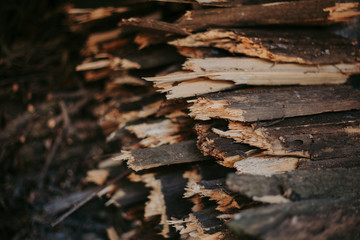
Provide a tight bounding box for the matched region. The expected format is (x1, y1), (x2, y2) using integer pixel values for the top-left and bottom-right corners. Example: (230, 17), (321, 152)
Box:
(63, 0), (360, 239)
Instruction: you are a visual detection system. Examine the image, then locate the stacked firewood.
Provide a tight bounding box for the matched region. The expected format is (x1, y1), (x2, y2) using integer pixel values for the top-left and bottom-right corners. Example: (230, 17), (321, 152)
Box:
(67, 0), (360, 239)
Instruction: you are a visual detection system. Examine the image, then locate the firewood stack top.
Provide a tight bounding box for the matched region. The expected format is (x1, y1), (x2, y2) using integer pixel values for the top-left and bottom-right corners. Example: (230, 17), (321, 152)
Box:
(68, 0), (360, 239)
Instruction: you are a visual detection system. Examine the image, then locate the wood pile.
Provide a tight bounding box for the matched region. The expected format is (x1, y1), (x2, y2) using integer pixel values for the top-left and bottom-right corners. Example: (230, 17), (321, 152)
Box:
(65, 0), (360, 239)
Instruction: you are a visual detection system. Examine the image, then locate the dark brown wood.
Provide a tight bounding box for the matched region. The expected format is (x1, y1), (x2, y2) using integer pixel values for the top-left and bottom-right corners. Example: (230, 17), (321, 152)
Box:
(189, 178), (255, 212)
(257, 110), (360, 160)
(176, 0), (360, 32)
(105, 181), (150, 207)
(120, 18), (189, 35)
(227, 168), (360, 202)
(189, 85), (360, 122)
(77, 44), (183, 72)
(221, 111), (360, 163)
(125, 140), (213, 171)
(229, 197), (360, 239)
(195, 123), (259, 167)
(172, 28), (360, 64)
(171, 207), (231, 240)
(129, 166), (196, 237)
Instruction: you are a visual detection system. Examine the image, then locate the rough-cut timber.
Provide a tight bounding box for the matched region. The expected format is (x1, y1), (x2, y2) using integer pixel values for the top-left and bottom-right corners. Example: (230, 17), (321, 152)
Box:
(215, 110), (360, 162)
(189, 85), (360, 122)
(112, 140), (212, 171)
(170, 29), (360, 64)
(176, 1), (360, 31)
(227, 168), (360, 203)
(229, 197), (360, 239)
(145, 57), (360, 99)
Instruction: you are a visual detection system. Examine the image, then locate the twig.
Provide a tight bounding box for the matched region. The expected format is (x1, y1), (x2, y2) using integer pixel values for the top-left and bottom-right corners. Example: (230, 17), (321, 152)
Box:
(54, 97), (91, 125)
(38, 100), (68, 189)
(51, 169), (132, 227)
(38, 129), (63, 189)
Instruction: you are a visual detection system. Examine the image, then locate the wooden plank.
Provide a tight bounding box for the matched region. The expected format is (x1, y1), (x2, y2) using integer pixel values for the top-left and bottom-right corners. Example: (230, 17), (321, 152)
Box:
(227, 168), (360, 203)
(111, 140), (212, 171)
(214, 111), (360, 162)
(176, 1), (360, 32)
(189, 85), (360, 122)
(228, 197), (360, 239)
(170, 29), (360, 64)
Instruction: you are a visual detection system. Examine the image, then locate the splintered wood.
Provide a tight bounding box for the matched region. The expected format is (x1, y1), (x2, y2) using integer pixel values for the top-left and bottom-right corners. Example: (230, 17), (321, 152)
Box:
(189, 85), (360, 122)
(70, 0), (360, 239)
(169, 29), (360, 64)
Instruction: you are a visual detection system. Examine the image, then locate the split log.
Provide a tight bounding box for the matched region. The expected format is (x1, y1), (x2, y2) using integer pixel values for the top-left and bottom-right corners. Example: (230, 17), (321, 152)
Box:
(228, 197), (360, 239)
(97, 94), (164, 133)
(169, 29), (360, 64)
(176, 1), (360, 32)
(145, 58), (360, 99)
(76, 45), (183, 72)
(125, 117), (194, 148)
(227, 168), (360, 203)
(129, 167), (194, 238)
(189, 85), (360, 122)
(170, 207), (232, 240)
(111, 140), (212, 171)
(214, 110), (360, 162)
(185, 178), (254, 212)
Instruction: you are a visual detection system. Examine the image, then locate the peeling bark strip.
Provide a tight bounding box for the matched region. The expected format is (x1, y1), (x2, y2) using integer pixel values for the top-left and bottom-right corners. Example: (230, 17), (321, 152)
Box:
(189, 85), (360, 122)
(170, 29), (360, 64)
(216, 111), (360, 161)
(176, 0), (360, 31)
(119, 140), (212, 171)
(227, 168), (360, 203)
(229, 197), (360, 240)
(120, 18), (190, 35)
